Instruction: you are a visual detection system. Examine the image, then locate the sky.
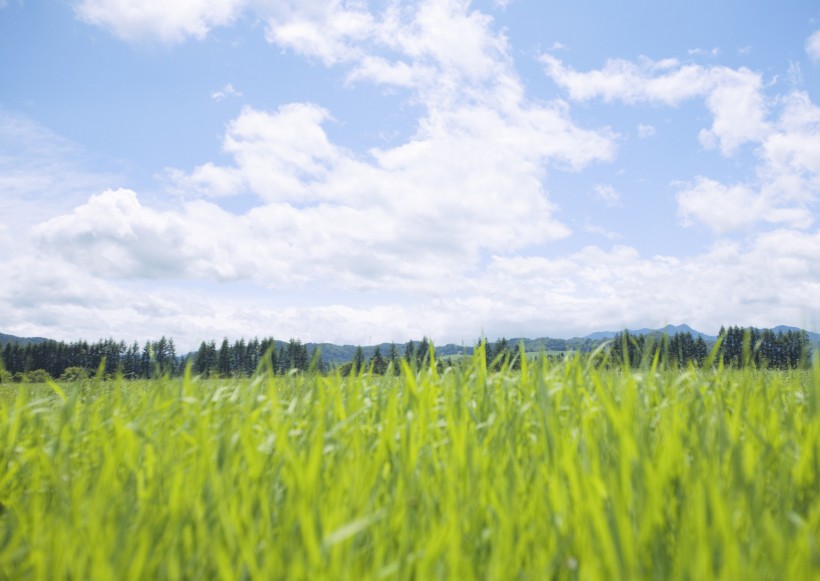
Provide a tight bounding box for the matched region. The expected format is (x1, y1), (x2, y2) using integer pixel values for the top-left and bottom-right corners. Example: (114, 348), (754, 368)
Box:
(1, 0), (820, 350)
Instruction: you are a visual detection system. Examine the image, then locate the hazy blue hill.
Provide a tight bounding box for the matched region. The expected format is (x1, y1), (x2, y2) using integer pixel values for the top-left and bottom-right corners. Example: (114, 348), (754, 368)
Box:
(764, 326), (820, 347)
(582, 324), (716, 342)
(309, 341), (473, 365)
(0, 332), (50, 346)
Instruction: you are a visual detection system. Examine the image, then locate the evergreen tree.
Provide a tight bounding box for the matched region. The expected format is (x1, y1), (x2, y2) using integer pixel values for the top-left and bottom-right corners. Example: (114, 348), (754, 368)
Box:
(141, 341), (152, 378)
(370, 346), (386, 375)
(403, 341), (415, 365)
(694, 336), (708, 366)
(351, 346), (365, 374)
(218, 338), (232, 377)
(387, 342), (400, 375)
(417, 336), (430, 367)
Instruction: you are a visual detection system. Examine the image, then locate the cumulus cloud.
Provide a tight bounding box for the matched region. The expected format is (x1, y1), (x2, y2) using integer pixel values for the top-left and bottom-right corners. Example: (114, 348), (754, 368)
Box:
(675, 177), (812, 234)
(675, 90), (820, 233)
(0, 111), (121, 245)
(35, 0), (614, 306)
(761, 91), (820, 194)
(32, 189), (254, 281)
(541, 54), (769, 155)
(74, 0), (246, 42)
(262, 2), (375, 66)
(9, 225), (820, 347)
(541, 54), (820, 234)
(53, 86), (615, 290)
(15, 0), (814, 345)
(806, 31), (820, 61)
(476, 231), (820, 338)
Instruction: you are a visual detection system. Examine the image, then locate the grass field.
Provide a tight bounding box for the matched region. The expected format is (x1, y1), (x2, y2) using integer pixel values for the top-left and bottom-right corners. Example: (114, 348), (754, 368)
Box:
(0, 350), (818, 579)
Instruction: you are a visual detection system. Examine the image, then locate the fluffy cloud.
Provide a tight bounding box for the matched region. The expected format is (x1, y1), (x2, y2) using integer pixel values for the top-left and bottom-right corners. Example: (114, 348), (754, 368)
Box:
(676, 90), (820, 233)
(48, 85), (614, 290)
(11, 0), (812, 346)
(541, 55), (769, 155)
(0, 111), (121, 247)
(74, 0), (246, 42)
(675, 177), (812, 234)
(9, 227), (820, 347)
(806, 30), (820, 61)
(37, 1), (610, 303)
(263, 1), (376, 66)
(32, 189), (256, 281)
(542, 55), (820, 233)
(761, 91), (820, 194)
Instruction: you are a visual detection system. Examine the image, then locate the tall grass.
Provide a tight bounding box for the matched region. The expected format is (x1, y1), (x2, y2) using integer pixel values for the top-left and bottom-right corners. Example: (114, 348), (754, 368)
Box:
(0, 350), (818, 579)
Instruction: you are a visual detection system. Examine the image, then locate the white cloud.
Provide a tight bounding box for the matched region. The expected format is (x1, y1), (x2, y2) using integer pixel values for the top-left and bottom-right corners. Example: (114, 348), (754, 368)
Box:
(211, 83), (243, 102)
(16, 0), (815, 346)
(593, 184), (621, 207)
(28, 0), (613, 309)
(673, 90), (820, 234)
(32, 189), (254, 281)
(541, 55), (769, 155)
(806, 30), (820, 61)
(264, 3), (374, 66)
(56, 88), (616, 290)
(143, 1), (618, 289)
(676, 177), (812, 234)
(687, 47), (720, 57)
(584, 221), (622, 240)
(542, 54), (820, 234)
(74, 0), (246, 42)
(0, 111), (121, 244)
(166, 163), (245, 198)
(637, 123), (655, 138)
(761, 91), (820, 194)
(7, 225), (820, 347)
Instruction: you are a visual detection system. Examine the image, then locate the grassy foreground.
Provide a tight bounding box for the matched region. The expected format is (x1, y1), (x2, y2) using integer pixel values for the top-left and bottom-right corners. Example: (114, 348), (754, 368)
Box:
(0, 352), (818, 580)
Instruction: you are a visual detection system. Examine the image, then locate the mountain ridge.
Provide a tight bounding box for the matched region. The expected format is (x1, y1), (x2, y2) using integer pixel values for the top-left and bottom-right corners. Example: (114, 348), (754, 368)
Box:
(0, 332), (50, 347)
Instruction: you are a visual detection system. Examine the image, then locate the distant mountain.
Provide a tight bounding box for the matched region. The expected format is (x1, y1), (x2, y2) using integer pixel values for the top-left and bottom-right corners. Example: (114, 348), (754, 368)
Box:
(0, 332), (50, 346)
(582, 324), (716, 342)
(307, 341), (473, 365)
(765, 326), (820, 347)
(580, 324), (820, 347)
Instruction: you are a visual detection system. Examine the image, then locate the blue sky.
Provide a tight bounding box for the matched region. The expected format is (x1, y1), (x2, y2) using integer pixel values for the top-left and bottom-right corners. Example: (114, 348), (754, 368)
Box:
(1, 0), (820, 349)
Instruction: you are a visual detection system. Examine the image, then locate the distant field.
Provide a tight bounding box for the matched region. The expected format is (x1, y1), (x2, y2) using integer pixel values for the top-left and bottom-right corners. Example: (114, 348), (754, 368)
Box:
(1, 354), (818, 579)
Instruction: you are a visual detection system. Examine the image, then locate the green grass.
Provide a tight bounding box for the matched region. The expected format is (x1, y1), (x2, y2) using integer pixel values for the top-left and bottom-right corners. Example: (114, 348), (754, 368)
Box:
(0, 352), (818, 579)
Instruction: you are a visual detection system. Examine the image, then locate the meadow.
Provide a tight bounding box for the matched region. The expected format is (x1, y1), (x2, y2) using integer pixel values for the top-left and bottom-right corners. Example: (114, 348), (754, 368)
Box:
(0, 350), (818, 580)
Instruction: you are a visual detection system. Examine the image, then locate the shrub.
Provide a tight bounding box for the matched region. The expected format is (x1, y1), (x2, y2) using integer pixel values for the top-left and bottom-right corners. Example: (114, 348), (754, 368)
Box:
(25, 369), (53, 383)
(60, 367), (90, 382)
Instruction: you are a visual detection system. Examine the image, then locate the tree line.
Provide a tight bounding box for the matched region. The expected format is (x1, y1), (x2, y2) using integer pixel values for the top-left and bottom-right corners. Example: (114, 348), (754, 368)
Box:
(0, 334), (462, 381)
(0, 325), (813, 383)
(0, 336), (325, 382)
(608, 326), (811, 369)
(1, 337), (179, 382)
